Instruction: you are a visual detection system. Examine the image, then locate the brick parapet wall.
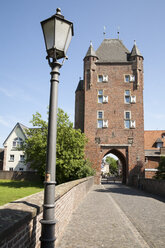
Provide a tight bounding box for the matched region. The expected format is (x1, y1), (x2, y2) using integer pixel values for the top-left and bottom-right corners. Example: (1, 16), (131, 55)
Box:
(0, 176), (94, 248)
(140, 178), (165, 197)
(132, 177), (165, 197)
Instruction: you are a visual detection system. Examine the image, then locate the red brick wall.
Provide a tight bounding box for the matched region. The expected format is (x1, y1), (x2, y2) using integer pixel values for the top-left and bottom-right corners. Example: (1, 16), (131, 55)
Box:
(145, 157), (160, 178)
(0, 177), (94, 248)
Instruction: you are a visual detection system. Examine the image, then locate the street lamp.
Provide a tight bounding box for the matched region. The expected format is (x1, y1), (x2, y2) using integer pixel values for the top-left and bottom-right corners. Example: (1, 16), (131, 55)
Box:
(40, 8), (74, 248)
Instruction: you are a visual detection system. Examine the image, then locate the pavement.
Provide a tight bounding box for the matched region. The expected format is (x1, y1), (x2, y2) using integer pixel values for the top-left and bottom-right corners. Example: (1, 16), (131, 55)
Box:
(57, 180), (165, 248)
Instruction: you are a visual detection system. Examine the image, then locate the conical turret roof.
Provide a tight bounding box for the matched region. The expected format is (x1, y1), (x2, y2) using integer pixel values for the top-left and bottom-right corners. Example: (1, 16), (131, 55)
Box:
(130, 42), (142, 57)
(85, 42), (98, 58)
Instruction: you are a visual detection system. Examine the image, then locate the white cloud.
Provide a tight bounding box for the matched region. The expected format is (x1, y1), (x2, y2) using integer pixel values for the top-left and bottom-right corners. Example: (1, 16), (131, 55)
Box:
(0, 86), (37, 104)
(0, 87), (14, 97)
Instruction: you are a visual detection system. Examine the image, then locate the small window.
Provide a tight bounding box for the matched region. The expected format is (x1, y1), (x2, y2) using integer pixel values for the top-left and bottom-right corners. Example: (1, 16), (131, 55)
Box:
(98, 75), (108, 82)
(97, 120), (103, 128)
(98, 96), (103, 103)
(10, 155), (14, 162)
(124, 74), (135, 82)
(13, 137), (23, 148)
(124, 120), (130, 129)
(9, 167), (14, 171)
(13, 141), (16, 147)
(98, 75), (103, 82)
(124, 111), (131, 129)
(125, 90), (130, 103)
(97, 111), (104, 119)
(98, 90), (103, 95)
(19, 168), (24, 171)
(125, 75), (130, 82)
(20, 155), (25, 162)
(98, 90), (103, 103)
(125, 111), (131, 120)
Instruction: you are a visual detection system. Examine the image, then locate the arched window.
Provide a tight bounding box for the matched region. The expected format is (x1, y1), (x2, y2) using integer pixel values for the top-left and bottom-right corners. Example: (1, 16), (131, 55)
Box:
(13, 137), (23, 147)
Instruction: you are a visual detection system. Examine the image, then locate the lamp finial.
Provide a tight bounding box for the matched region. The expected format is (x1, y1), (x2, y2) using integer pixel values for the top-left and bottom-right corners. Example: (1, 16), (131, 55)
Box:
(56, 8), (62, 15)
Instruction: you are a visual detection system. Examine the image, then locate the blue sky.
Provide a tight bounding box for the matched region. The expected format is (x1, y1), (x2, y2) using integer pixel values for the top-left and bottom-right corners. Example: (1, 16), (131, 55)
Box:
(0, 0), (165, 147)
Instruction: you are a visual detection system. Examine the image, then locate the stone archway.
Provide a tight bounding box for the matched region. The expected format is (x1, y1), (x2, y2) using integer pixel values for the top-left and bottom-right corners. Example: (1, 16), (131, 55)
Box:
(102, 148), (128, 184)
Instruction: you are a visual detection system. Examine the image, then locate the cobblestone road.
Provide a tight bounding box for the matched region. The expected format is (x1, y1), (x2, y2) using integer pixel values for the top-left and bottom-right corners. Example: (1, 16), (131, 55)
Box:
(57, 182), (165, 248)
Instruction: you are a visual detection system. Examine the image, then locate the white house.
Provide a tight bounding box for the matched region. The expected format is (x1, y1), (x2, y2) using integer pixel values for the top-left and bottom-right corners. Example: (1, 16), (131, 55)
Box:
(3, 123), (31, 171)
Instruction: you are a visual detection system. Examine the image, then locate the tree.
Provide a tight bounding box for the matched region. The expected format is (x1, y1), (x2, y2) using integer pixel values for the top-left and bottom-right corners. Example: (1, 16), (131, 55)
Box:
(155, 156), (165, 180)
(105, 156), (118, 175)
(23, 109), (94, 184)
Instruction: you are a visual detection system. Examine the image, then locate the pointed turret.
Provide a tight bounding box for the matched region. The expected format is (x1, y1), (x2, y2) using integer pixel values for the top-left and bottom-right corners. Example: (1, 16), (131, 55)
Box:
(130, 41), (143, 58)
(84, 41), (98, 59)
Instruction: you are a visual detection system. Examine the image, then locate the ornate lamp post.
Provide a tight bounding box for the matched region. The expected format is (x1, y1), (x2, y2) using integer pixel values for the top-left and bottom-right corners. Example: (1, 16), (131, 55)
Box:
(40, 8), (74, 248)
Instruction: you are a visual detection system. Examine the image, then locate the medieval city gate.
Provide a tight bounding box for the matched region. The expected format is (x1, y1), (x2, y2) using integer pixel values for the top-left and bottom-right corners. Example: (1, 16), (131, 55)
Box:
(75, 38), (145, 184)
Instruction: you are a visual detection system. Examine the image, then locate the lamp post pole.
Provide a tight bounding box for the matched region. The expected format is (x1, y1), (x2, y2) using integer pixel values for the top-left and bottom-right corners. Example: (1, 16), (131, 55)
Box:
(40, 8), (73, 247)
(40, 60), (61, 248)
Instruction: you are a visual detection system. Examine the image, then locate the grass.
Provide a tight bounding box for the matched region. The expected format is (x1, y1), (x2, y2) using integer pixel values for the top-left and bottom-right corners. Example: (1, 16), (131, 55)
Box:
(0, 180), (44, 206)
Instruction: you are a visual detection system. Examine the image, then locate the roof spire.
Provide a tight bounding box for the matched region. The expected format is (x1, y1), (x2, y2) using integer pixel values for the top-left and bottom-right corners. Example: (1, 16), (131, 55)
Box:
(103, 26), (106, 38)
(117, 26), (120, 39)
(130, 40), (142, 57)
(84, 41), (98, 59)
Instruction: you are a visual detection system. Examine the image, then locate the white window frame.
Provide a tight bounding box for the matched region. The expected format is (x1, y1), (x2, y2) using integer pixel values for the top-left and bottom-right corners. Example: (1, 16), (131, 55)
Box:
(124, 74), (135, 83)
(98, 75), (108, 83)
(124, 90), (130, 104)
(98, 75), (103, 82)
(97, 110), (104, 128)
(124, 111), (131, 120)
(20, 155), (25, 162)
(97, 119), (103, 128)
(98, 90), (103, 103)
(13, 137), (23, 148)
(124, 120), (130, 129)
(124, 111), (131, 129)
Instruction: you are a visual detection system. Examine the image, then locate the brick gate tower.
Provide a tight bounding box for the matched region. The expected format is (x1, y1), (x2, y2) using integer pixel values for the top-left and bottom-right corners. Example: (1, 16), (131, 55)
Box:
(75, 39), (144, 184)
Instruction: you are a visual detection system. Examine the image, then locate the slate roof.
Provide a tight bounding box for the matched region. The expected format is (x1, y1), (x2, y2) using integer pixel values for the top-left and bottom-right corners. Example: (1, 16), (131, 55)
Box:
(75, 80), (84, 92)
(85, 42), (98, 58)
(96, 39), (130, 63)
(156, 138), (163, 143)
(130, 43), (142, 57)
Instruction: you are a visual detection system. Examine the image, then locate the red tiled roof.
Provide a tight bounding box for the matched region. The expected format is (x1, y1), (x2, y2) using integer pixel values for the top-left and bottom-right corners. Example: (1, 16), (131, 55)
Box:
(144, 130), (165, 150)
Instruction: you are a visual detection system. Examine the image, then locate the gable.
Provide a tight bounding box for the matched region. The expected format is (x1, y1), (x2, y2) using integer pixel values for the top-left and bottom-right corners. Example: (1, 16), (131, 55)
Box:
(3, 123), (28, 147)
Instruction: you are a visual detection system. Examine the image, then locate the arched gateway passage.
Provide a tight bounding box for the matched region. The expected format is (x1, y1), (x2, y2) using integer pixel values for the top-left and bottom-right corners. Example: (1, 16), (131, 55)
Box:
(102, 148), (128, 184)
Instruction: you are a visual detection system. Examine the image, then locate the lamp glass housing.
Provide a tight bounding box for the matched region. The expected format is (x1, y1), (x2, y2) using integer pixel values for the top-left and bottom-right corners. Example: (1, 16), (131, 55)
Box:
(41, 12), (74, 60)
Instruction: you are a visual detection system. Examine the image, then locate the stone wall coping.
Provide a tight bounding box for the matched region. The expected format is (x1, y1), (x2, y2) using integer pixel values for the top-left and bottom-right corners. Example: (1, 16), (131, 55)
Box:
(0, 176), (94, 242)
